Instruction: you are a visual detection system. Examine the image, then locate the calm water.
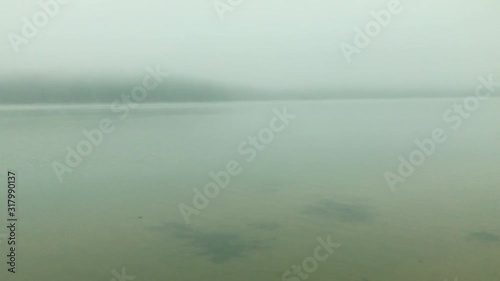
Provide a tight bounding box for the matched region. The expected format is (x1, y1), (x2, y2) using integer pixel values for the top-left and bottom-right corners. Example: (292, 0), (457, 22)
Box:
(1, 99), (499, 281)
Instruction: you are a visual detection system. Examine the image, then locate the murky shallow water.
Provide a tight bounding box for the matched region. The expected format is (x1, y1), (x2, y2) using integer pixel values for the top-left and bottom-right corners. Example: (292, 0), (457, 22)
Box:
(1, 99), (499, 281)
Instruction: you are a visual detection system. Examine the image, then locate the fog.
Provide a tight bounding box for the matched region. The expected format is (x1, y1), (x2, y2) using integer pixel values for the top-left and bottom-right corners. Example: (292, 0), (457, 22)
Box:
(1, 2), (500, 280)
(1, 0), (499, 92)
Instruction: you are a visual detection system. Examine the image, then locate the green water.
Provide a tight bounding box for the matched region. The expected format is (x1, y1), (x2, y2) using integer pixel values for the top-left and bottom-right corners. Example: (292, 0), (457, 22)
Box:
(0, 99), (499, 281)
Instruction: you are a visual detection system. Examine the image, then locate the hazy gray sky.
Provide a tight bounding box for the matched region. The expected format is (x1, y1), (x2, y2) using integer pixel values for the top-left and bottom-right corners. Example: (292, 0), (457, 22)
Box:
(1, 0), (499, 91)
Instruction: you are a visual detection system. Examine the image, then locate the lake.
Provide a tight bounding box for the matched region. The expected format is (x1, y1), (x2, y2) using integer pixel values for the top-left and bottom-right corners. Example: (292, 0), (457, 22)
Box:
(0, 99), (499, 281)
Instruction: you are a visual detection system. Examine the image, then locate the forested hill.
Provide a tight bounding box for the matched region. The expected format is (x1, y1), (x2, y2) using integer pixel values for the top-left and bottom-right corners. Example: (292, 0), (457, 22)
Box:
(0, 76), (486, 104)
(0, 76), (257, 104)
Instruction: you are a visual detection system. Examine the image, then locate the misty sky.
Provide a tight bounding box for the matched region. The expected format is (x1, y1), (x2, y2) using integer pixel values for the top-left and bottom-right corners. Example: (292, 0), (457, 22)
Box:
(1, 0), (499, 91)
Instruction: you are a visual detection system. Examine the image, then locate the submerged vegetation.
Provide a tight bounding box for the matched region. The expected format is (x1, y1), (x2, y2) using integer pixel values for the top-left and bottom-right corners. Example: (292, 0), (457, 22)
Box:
(301, 199), (375, 223)
(147, 222), (263, 263)
(466, 231), (500, 243)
